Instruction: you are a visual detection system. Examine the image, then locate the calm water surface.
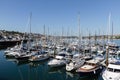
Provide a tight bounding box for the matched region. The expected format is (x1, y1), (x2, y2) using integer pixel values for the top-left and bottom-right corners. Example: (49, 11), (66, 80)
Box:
(1, 40), (120, 80)
(0, 51), (103, 80)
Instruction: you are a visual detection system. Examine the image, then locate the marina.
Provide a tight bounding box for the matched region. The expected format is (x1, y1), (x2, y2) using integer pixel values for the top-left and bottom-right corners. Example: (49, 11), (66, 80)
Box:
(1, 0), (120, 80)
(0, 38), (120, 80)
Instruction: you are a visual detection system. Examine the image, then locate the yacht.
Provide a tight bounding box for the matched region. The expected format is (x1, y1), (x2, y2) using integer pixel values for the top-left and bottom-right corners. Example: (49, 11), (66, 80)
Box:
(97, 47), (105, 54)
(48, 51), (67, 67)
(91, 45), (98, 53)
(76, 59), (102, 76)
(66, 58), (85, 72)
(48, 59), (66, 67)
(15, 50), (34, 61)
(5, 49), (26, 58)
(94, 53), (105, 62)
(102, 61), (120, 80)
(83, 54), (93, 61)
(29, 51), (49, 62)
(5, 51), (20, 58)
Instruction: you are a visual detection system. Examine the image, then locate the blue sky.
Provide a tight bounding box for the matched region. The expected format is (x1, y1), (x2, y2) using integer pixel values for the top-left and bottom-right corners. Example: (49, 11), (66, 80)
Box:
(0, 0), (120, 36)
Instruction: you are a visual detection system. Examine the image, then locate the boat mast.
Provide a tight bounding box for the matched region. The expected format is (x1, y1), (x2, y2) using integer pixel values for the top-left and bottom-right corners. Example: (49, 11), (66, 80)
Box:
(62, 27), (64, 44)
(30, 12), (32, 35)
(28, 12), (32, 51)
(108, 12), (111, 42)
(89, 31), (91, 46)
(106, 13), (111, 67)
(78, 12), (81, 53)
(43, 24), (46, 46)
(78, 12), (81, 45)
(111, 21), (113, 42)
(106, 46), (109, 66)
(94, 31), (97, 46)
(43, 24), (45, 37)
(48, 26), (49, 40)
(67, 26), (69, 43)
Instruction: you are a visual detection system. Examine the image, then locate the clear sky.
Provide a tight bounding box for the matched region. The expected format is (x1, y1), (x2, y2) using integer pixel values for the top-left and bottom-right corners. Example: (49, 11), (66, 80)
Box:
(0, 0), (120, 36)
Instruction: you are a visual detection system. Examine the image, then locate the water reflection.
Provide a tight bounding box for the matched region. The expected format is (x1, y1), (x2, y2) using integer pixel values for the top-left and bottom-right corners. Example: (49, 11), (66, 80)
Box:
(4, 57), (104, 80)
(5, 56), (16, 62)
(2, 50), (106, 80)
(15, 60), (48, 80)
(78, 74), (99, 80)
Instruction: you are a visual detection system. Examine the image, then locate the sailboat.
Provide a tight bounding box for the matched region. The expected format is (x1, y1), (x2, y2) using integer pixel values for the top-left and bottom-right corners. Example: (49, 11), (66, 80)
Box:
(29, 50), (49, 62)
(66, 13), (85, 72)
(66, 58), (85, 72)
(48, 51), (68, 67)
(15, 13), (33, 61)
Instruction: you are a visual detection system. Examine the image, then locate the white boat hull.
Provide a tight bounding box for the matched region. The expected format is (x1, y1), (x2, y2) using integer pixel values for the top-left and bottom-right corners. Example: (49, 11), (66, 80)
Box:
(48, 59), (66, 67)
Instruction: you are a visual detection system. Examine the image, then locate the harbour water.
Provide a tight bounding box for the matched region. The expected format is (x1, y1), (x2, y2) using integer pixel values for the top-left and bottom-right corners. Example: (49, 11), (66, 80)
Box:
(0, 40), (120, 80)
(0, 50), (102, 80)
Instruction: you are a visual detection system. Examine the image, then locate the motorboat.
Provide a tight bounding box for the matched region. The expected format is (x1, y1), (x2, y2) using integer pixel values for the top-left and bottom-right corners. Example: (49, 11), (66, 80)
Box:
(5, 51), (21, 58)
(48, 59), (66, 67)
(15, 50), (33, 61)
(48, 51), (67, 67)
(29, 51), (49, 62)
(94, 53), (105, 62)
(76, 59), (102, 76)
(66, 58), (85, 72)
(102, 61), (120, 80)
